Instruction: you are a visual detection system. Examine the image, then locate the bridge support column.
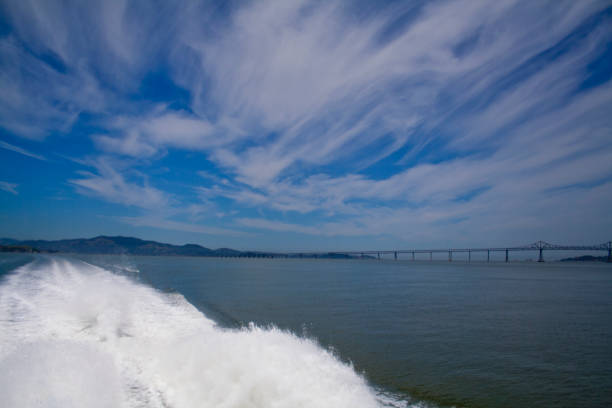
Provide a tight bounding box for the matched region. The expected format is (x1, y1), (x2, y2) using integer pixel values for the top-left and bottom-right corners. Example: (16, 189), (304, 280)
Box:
(608, 241), (611, 263)
(430, 252), (432, 261)
(394, 251), (397, 260)
(412, 252), (415, 261)
(538, 248), (544, 263)
(448, 251), (452, 262)
(505, 249), (509, 262)
(468, 250), (471, 262)
(377, 252), (380, 260)
(487, 250), (490, 262)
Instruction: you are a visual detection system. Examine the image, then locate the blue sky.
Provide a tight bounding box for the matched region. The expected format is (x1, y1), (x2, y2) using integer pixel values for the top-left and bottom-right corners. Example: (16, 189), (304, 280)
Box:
(0, 0), (611, 250)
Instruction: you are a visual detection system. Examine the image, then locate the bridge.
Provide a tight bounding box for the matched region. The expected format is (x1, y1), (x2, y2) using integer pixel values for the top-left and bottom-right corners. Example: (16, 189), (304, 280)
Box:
(278, 241), (612, 262)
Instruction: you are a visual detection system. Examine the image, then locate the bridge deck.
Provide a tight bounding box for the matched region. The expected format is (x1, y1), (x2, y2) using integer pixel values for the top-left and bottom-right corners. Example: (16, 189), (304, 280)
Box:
(272, 241), (612, 262)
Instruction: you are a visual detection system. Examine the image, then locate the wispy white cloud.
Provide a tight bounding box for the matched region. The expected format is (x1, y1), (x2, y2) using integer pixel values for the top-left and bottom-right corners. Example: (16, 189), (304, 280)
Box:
(68, 157), (248, 236)
(0, 0), (190, 139)
(93, 107), (223, 157)
(0, 35), (108, 139)
(204, 76), (612, 245)
(0, 181), (18, 195)
(117, 216), (249, 237)
(238, 178), (612, 247)
(180, 0), (611, 245)
(69, 157), (170, 210)
(174, 0), (608, 188)
(0, 140), (46, 161)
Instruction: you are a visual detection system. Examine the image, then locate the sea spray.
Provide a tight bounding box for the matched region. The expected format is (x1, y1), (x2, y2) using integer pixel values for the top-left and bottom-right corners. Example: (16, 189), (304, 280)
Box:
(0, 258), (405, 408)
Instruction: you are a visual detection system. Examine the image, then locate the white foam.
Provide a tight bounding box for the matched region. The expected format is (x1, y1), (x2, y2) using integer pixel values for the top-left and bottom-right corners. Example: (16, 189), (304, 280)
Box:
(0, 258), (407, 408)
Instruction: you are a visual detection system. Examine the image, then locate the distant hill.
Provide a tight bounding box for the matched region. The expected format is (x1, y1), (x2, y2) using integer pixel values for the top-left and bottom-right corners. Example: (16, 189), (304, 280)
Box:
(0, 236), (354, 258)
(0, 236), (223, 256)
(2, 236), (607, 261)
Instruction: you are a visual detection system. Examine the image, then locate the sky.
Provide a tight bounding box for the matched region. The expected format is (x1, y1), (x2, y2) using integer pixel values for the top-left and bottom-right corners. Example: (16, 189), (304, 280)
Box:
(0, 0), (611, 251)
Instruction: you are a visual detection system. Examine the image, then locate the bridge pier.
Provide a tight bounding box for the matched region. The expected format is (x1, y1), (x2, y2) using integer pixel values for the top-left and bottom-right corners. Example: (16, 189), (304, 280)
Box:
(468, 250), (471, 262)
(448, 250), (452, 262)
(608, 241), (611, 263)
(538, 248), (544, 262)
(430, 252), (432, 261)
(505, 249), (509, 262)
(412, 251), (415, 261)
(377, 252), (380, 260)
(487, 250), (490, 262)
(394, 251), (397, 260)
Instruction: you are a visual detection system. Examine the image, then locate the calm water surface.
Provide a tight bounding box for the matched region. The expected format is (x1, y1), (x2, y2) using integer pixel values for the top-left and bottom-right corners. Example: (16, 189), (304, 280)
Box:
(2, 254), (611, 407)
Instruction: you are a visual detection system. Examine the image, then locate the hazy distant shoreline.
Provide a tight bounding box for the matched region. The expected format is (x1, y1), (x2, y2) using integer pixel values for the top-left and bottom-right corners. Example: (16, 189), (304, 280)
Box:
(0, 236), (361, 259)
(559, 255), (609, 262)
(2, 236), (608, 262)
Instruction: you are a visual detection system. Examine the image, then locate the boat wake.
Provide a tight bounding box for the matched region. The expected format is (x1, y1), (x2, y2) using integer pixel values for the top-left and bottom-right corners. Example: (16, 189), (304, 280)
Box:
(0, 258), (410, 408)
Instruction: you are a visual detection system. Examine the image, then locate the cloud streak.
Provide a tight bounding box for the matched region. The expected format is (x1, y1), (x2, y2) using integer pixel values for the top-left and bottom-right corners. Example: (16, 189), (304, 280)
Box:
(0, 140), (46, 161)
(69, 158), (169, 210)
(0, 181), (18, 195)
(117, 216), (249, 237)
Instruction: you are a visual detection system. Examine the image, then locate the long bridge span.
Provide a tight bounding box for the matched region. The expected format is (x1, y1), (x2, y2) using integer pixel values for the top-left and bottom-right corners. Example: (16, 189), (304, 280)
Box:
(276, 241), (612, 263)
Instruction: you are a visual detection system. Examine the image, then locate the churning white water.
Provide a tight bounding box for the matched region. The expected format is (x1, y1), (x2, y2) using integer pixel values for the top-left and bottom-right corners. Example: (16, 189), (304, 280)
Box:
(0, 258), (407, 408)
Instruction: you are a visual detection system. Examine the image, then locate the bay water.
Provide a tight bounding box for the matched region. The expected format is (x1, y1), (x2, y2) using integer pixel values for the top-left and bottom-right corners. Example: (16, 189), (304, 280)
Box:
(1, 254), (610, 407)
